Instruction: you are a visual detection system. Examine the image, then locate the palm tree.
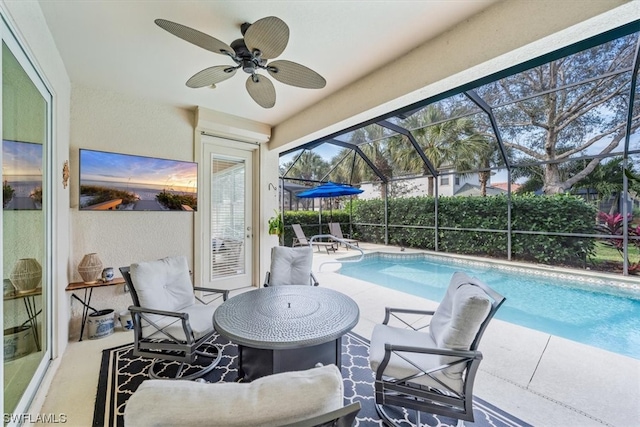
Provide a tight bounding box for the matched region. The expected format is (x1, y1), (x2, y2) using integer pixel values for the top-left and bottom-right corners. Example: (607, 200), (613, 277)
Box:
(346, 125), (393, 198)
(281, 150), (329, 182)
(281, 150), (330, 209)
(573, 157), (640, 215)
(327, 148), (362, 185)
(389, 105), (492, 196)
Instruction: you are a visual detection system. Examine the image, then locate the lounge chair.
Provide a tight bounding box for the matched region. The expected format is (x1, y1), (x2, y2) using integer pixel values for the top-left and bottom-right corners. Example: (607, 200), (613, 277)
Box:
(291, 223), (336, 254)
(329, 222), (359, 248)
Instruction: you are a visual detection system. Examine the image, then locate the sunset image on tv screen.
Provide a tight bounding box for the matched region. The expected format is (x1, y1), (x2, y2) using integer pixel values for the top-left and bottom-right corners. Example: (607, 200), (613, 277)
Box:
(79, 149), (197, 211)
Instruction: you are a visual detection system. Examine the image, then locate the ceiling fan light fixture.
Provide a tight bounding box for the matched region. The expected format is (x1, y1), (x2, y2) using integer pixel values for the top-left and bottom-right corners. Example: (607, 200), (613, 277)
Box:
(241, 59), (256, 74)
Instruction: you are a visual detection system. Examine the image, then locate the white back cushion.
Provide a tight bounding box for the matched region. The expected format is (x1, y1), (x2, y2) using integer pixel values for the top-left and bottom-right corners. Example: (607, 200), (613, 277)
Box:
(124, 365), (343, 427)
(130, 256), (195, 311)
(430, 272), (491, 351)
(269, 246), (313, 286)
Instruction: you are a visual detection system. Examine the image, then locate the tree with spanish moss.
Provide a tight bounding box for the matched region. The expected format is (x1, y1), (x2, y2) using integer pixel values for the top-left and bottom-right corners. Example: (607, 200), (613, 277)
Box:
(477, 33), (640, 194)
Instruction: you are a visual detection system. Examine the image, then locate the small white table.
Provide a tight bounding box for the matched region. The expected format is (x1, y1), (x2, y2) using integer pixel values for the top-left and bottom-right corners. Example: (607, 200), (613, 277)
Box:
(213, 286), (359, 381)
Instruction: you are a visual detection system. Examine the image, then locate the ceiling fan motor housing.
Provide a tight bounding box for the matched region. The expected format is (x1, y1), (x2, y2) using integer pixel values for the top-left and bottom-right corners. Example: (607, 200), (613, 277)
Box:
(231, 38), (260, 73)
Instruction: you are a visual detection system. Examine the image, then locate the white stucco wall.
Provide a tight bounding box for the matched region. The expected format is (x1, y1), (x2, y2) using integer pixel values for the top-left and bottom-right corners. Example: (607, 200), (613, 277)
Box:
(67, 84), (196, 338)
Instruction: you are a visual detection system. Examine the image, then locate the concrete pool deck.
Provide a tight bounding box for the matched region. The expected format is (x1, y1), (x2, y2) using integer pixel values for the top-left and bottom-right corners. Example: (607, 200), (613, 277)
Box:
(313, 243), (640, 427)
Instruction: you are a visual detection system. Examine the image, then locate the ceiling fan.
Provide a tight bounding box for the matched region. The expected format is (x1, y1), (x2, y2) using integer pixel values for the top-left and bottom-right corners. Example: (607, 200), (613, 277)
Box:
(155, 16), (326, 109)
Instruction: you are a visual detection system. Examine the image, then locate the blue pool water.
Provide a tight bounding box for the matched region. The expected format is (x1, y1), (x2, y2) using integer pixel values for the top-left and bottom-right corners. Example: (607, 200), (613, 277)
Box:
(338, 254), (640, 359)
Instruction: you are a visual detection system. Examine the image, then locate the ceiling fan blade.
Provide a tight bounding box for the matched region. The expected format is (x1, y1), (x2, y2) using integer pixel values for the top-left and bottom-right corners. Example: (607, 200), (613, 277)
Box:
(246, 74), (276, 108)
(155, 19), (233, 55)
(244, 16), (289, 59)
(186, 66), (237, 88)
(267, 60), (326, 89)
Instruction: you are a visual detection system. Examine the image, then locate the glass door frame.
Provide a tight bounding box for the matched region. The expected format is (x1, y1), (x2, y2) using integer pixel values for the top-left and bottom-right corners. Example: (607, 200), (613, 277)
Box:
(195, 135), (257, 290)
(1, 11), (54, 422)
(201, 140), (253, 290)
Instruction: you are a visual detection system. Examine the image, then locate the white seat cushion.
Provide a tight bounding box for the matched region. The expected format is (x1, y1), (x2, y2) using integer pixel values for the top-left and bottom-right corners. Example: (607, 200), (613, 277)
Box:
(369, 323), (464, 393)
(268, 246), (313, 286)
(124, 365), (344, 427)
(147, 302), (215, 341)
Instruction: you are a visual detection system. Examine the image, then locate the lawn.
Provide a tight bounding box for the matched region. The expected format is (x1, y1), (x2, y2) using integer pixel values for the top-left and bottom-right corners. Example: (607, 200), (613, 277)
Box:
(589, 241), (640, 273)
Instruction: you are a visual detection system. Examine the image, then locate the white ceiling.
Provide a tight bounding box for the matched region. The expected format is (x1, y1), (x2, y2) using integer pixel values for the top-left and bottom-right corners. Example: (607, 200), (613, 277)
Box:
(38, 1), (498, 127)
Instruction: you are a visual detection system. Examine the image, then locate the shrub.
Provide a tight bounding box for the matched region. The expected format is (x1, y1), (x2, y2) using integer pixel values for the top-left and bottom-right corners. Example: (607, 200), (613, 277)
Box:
(350, 193), (596, 267)
(156, 190), (197, 210)
(80, 185), (139, 207)
(3, 182), (14, 207)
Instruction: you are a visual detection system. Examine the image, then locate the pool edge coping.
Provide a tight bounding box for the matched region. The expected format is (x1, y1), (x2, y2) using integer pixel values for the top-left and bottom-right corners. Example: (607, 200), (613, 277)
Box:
(334, 248), (640, 295)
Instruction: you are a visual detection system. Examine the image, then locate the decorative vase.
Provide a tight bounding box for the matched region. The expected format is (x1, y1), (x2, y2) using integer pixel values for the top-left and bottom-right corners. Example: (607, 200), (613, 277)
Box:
(101, 267), (115, 282)
(9, 258), (42, 294)
(78, 253), (103, 284)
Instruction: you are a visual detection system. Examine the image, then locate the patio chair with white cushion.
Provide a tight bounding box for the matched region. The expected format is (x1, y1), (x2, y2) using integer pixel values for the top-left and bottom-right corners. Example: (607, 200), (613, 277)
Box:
(291, 223), (336, 254)
(369, 271), (505, 425)
(119, 255), (228, 380)
(329, 222), (359, 248)
(124, 364), (361, 427)
(264, 246), (319, 287)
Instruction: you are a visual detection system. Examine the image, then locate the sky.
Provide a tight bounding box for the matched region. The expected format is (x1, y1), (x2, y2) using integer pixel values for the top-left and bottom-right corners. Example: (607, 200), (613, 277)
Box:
(2, 140), (42, 176)
(80, 149), (197, 191)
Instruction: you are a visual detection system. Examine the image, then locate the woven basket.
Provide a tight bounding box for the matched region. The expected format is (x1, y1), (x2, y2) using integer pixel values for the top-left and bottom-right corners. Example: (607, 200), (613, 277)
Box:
(78, 253), (103, 284)
(9, 258), (42, 293)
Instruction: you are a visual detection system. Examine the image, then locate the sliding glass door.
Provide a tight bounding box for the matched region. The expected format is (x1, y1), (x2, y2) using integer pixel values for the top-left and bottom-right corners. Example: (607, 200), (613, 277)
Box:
(2, 14), (52, 420)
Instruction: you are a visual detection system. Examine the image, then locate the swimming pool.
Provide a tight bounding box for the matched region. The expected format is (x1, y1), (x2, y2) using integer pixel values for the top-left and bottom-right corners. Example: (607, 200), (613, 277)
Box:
(337, 253), (640, 359)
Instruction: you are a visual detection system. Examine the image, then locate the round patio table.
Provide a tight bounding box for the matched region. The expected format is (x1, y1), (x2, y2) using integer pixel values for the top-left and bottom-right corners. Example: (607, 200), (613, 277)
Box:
(213, 286), (359, 381)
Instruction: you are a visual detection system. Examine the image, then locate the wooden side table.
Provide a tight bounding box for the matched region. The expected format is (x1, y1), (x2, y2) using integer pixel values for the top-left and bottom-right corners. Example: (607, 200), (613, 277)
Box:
(65, 278), (125, 341)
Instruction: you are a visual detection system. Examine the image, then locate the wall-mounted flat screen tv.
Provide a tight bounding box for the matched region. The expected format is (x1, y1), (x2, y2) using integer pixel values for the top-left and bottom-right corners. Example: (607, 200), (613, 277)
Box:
(79, 149), (197, 211)
(3, 140), (43, 210)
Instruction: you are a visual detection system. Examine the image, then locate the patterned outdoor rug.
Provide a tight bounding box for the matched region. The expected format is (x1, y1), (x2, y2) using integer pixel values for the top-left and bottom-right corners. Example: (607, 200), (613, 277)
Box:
(93, 332), (532, 427)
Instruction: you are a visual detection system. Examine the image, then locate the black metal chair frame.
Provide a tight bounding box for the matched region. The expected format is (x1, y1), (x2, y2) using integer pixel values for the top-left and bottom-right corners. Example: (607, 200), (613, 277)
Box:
(374, 280), (505, 425)
(120, 266), (229, 380)
(263, 270), (319, 287)
(281, 401), (361, 427)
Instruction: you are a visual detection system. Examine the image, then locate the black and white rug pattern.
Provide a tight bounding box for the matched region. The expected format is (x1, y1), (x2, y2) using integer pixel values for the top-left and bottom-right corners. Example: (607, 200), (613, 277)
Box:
(93, 333), (532, 427)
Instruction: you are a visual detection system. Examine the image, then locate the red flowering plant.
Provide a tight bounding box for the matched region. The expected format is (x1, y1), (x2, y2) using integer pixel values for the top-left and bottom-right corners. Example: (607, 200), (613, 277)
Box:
(595, 211), (640, 273)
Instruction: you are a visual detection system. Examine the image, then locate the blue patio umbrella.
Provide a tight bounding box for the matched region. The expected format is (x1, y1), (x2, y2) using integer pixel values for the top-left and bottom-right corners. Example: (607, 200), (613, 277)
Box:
(296, 182), (363, 221)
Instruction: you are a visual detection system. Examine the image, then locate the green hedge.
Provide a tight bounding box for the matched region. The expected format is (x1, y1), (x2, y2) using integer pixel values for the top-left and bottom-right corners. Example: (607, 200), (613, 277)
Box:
(350, 194), (597, 267)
